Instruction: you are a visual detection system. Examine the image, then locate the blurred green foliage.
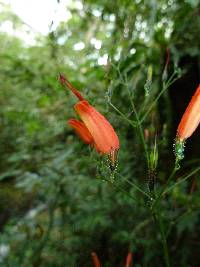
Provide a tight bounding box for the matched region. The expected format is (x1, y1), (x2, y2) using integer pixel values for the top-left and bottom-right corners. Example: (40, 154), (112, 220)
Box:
(0, 0), (200, 266)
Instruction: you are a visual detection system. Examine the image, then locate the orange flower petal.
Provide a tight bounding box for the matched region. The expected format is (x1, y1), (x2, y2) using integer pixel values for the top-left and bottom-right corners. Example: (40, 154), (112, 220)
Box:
(177, 84), (200, 140)
(68, 119), (94, 144)
(74, 100), (120, 154)
(91, 252), (101, 267)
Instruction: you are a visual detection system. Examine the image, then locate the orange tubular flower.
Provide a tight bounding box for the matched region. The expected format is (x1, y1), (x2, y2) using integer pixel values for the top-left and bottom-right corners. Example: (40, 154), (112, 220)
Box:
(59, 74), (119, 164)
(125, 252), (133, 267)
(91, 252), (101, 267)
(177, 84), (200, 141)
(175, 84), (200, 165)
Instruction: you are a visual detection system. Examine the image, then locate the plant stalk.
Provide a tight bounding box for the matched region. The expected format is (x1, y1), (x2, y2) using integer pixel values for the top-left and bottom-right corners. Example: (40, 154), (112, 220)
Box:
(153, 212), (170, 267)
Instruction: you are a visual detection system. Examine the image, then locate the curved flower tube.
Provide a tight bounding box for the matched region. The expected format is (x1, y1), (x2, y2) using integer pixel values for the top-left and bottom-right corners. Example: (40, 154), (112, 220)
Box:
(175, 84), (200, 164)
(125, 252), (133, 267)
(59, 74), (120, 164)
(177, 84), (200, 141)
(91, 252), (101, 267)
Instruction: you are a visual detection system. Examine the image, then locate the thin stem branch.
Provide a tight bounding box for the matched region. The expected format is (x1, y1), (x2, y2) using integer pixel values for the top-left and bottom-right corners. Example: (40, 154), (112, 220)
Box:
(109, 101), (137, 127)
(125, 82), (149, 166)
(155, 213), (170, 267)
(164, 167), (200, 194)
(140, 72), (179, 123)
(152, 166), (178, 209)
(140, 84), (167, 123)
(151, 204), (170, 267)
(117, 173), (151, 198)
(102, 177), (137, 202)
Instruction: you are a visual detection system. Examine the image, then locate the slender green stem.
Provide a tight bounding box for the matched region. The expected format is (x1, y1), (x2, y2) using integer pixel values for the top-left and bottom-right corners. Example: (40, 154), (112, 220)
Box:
(125, 84), (149, 166)
(164, 71), (177, 86)
(156, 213), (170, 267)
(140, 83), (168, 123)
(117, 173), (151, 198)
(132, 102), (149, 165)
(166, 204), (200, 238)
(109, 101), (136, 127)
(150, 166), (178, 267)
(164, 167), (200, 194)
(140, 72), (179, 123)
(165, 73), (180, 88)
(151, 208), (170, 267)
(152, 167), (177, 209)
(103, 177), (137, 202)
(132, 218), (152, 234)
(166, 209), (190, 238)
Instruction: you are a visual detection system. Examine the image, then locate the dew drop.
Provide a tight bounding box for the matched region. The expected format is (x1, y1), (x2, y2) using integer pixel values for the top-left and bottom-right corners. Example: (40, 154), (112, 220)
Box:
(109, 172), (116, 183)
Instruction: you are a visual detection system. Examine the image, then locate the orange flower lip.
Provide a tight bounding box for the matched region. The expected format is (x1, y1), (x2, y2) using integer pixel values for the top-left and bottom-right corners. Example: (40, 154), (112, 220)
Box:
(60, 74), (119, 162)
(68, 119), (93, 144)
(177, 84), (200, 141)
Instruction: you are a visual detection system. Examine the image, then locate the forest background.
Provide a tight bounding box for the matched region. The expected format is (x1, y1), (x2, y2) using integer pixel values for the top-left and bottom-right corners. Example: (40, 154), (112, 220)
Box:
(0, 0), (200, 266)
